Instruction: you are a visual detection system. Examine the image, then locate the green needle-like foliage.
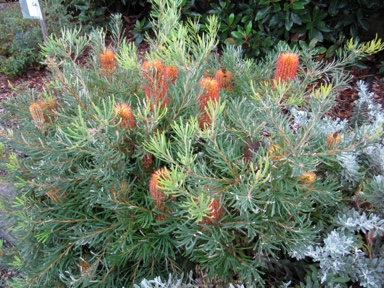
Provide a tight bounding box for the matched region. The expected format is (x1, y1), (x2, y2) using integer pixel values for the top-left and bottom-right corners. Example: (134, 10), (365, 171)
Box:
(1, 0), (383, 287)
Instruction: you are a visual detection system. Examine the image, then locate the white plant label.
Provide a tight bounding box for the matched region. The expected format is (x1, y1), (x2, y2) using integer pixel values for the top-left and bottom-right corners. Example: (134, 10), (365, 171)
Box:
(20, 0), (43, 20)
(26, 0), (43, 20)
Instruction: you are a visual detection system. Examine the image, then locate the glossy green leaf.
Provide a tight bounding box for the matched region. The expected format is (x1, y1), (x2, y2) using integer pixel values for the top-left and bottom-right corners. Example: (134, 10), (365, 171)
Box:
(231, 31), (245, 40)
(228, 13), (235, 25)
(291, 12), (302, 25)
(245, 21), (252, 35)
(255, 6), (272, 21)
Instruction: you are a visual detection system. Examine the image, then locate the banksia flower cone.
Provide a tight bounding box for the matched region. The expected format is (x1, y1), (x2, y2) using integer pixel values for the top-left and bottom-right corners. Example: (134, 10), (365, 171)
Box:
(149, 168), (171, 221)
(215, 68), (234, 92)
(198, 77), (219, 128)
(100, 49), (117, 74)
(114, 103), (136, 129)
(327, 132), (342, 149)
(29, 102), (45, 129)
(200, 197), (224, 225)
(165, 65), (179, 84)
(299, 171), (317, 185)
(274, 52), (299, 83)
(142, 59), (169, 109)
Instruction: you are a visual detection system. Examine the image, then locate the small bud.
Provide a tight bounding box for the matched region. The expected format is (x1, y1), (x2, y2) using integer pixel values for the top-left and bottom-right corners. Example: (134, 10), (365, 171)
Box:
(326, 132), (342, 149)
(142, 153), (153, 170)
(39, 98), (58, 122)
(268, 144), (286, 161)
(274, 52), (299, 83)
(77, 260), (90, 275)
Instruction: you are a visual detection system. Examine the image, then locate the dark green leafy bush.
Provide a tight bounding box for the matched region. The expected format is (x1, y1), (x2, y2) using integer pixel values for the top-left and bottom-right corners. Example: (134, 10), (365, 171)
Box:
(0, 4), (43, 76)
(202, 0), (384, 57)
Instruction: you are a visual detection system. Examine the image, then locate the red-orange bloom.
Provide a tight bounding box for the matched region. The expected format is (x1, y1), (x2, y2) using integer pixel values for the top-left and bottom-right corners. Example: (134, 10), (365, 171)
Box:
(273, 52), (299, 83)
(114, 103), (136, 129)
(142, 59), (169, 109)
(198, 77), (219, 128)
(165, 65), (179, 84)
(215, 68), (234, 92)
(200, 197), (224, 225)
(100, 49), (117, 74)
(149, 168), (172, 220)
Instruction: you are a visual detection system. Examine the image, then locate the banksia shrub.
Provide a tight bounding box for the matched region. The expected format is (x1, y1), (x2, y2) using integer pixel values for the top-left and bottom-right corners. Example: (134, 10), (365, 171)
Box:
(1, 3), (384, 287)
(273, 52), (299, 83)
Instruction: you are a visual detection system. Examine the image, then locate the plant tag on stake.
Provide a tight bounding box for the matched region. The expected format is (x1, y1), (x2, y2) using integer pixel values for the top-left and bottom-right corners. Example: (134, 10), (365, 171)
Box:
(19, 0), (43, 20)
(19, 0), (47, 42)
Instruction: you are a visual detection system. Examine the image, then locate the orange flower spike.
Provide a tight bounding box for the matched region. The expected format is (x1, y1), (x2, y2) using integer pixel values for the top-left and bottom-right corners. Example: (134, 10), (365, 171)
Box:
(215, 68), (234, 92)
(142, 59), (164, 82)
(273, 52), (299, 83)
(149, 168), (173, 221)
(165, 66), (179, 84)
(100, 49), (117, 74)
(142, 59), (169, 109)
(198, 77), (219, 128)
(149, 168), (167, 207)
(114, 103), (136, 129)
(198, 77), (219, 110)
(200, 197), (224, 225)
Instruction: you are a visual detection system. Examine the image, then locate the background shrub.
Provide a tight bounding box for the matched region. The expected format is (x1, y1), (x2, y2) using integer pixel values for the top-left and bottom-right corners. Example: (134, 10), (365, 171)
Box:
(0, 4), (43, 76)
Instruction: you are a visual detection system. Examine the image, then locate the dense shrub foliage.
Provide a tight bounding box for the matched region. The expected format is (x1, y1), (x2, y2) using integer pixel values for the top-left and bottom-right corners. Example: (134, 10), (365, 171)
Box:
(0, 4), (43, 76)
(1, 0), (384, 287)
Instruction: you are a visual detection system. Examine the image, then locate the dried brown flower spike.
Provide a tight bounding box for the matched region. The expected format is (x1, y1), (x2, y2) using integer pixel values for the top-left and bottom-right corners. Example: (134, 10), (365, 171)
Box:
(327, 132), (342, 149)
(29, 102), (46, 130)
(299, 171), (317, 185)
